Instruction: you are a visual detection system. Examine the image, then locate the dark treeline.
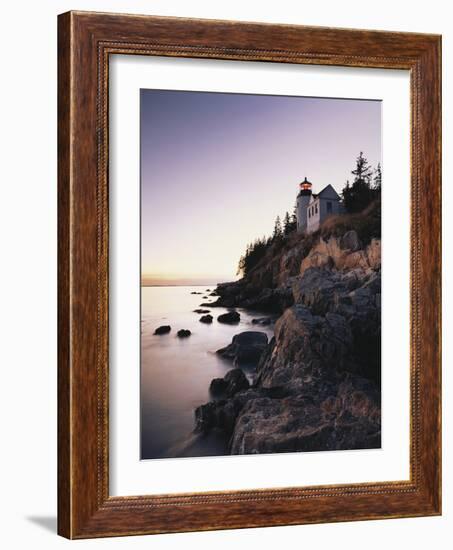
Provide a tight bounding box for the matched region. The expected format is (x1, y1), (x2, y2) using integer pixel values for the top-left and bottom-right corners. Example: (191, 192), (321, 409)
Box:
(237, 152), (381, 277)
(236, 209), (297, 277)
(341, 152), (381, 213)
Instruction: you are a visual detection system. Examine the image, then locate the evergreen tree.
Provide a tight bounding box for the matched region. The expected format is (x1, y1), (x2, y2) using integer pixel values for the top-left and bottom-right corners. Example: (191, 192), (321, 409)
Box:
(351, 151), (373, 185)
(289, 202), (298, 232)
(373, 163), (382, 191)
(341, 180), (350, 209)
(283, 211), (291, 235)
(236, 236), (271, 277)
(342, 152), (377, 213)
(273, 215), (283, 239)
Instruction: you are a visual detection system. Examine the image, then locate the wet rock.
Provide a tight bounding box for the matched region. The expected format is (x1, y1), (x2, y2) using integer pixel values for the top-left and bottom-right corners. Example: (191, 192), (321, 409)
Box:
(154, 325), (171, 335)
(217, 331), (268, 367)
(207, 280), (293, 314)
(251, 317), (272, 326)
(217, 311), (240, 324)
(209, 378), (228, 396)
(205, 281), (248, 308)
(197, 373), (380, 454)
(193, 309), (210, 314)
(224, 368), (250, 394)
(195, 388), (263, 434)
(177, 329), (191, 338)
(241, 287), (293, 313)
(195, 399), (238, 434)
(209, 368), (250, 398)
(199, 314), (213, 324)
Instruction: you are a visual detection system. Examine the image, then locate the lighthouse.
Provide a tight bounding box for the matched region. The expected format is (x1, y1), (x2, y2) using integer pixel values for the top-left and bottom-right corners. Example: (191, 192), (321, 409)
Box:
(296, 177), (313, 232)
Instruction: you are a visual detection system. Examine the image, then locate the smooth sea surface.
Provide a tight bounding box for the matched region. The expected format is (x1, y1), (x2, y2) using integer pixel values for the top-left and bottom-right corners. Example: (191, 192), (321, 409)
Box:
(141, 285), (274, 460)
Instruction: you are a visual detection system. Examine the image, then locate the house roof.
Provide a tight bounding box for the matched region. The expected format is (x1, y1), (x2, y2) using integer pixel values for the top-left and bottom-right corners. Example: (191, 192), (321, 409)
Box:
(308, 185), (340, 205)
(317, 184), (340, 200)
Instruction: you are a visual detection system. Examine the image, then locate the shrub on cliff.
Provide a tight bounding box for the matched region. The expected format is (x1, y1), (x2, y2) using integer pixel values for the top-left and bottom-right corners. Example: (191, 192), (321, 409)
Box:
(320, 199), (381, 245)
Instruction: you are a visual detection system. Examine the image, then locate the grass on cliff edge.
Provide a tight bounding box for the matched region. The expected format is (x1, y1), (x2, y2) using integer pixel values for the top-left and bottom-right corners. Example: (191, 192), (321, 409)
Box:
(283, 198), (381, 257)
(319, 198), (381, 245)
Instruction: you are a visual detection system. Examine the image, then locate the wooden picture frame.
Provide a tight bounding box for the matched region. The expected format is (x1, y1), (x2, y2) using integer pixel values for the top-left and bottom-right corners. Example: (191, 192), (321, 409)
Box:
(58, 10), (441, 539)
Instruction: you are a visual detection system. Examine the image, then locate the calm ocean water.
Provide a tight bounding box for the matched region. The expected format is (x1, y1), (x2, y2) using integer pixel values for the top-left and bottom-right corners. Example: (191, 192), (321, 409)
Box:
(140, 285), (274, 460)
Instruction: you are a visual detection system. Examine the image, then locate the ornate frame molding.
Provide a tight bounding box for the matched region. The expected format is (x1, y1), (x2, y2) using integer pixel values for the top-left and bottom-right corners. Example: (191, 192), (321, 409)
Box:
(58, 11), (441, 538)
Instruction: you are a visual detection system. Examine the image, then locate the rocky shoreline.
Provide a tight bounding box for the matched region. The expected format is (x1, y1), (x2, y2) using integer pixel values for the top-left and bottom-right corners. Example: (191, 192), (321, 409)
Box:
(194, 229), (382, 455)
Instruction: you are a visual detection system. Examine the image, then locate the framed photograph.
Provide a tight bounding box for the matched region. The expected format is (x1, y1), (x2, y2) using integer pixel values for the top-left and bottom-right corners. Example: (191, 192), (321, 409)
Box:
(58, 11), (441, 539)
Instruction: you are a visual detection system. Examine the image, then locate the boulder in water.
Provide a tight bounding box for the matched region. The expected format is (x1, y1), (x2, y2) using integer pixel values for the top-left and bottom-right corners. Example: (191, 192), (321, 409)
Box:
(154, 325), (171, 335)
(199, 314), (213, 324)
(217, 311), (240, 324)
(251, 317), (272, 326)
(217, 331), (268, 367)
(209, 378), (228, 396)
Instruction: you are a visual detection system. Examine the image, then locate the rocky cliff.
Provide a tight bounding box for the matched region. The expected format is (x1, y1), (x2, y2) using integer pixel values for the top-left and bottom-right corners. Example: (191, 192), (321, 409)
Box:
(195, 223), (381, 455)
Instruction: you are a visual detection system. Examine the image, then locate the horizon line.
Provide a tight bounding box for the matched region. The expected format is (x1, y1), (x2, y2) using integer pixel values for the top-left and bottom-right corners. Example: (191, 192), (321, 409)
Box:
(141, 278), (235, 287)
(141, 283), (223, 287)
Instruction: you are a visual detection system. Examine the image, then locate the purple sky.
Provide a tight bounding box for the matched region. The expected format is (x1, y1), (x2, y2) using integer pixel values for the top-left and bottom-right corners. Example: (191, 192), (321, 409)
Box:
(141, 89), (381, 285)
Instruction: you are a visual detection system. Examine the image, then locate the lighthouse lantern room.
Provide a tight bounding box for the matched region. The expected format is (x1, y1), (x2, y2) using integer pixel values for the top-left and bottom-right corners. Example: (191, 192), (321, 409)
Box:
(296, 177), (313, 232)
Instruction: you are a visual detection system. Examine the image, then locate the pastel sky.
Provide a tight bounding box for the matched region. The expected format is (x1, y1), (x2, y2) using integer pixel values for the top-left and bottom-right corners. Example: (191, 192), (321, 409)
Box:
(141, 89), (381, 286)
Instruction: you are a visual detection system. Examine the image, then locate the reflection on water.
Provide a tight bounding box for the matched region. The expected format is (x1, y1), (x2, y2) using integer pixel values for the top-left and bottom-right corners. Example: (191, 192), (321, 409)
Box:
(140, 286), (274, 460)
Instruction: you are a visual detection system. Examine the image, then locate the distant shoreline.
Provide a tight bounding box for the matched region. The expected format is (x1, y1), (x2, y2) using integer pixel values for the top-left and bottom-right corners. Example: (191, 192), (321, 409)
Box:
(141, 282), (230, 288)
(141, 284), (215, 287)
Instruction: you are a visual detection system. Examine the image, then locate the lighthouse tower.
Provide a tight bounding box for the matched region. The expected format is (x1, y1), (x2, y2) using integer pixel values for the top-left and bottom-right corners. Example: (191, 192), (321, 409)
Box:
(296, 177), (313, 232)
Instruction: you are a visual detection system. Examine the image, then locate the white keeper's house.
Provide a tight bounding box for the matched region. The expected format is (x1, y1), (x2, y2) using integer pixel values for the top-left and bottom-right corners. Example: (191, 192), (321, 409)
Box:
(296, 177), (343, 234)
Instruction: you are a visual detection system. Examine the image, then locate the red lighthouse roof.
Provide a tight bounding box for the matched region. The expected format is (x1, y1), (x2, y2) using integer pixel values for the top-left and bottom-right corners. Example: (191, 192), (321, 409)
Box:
(299, 177), (312, 190)
(299, 177), (313, 195)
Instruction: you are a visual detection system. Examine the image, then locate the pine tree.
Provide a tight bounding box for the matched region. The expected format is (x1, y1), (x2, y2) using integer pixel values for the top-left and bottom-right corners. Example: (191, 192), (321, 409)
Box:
(341, 180), (350, 208)
(290, 202), (298, 232)
(373, 163), (382, 191)
(283, 211), (291, 235)
(273, 215), (283, 239)
(342, 153), (377, 213)
(237, 236), (272, 277)
(351, 151), (373, 185)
